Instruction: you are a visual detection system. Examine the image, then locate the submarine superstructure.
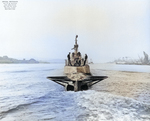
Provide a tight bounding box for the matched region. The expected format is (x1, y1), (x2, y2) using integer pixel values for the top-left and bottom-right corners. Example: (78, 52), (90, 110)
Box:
(47, 35), (108, 91)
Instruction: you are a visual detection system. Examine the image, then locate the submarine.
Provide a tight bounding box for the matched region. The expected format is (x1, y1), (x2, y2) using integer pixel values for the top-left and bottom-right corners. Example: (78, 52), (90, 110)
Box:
(47, 35), (108, 91)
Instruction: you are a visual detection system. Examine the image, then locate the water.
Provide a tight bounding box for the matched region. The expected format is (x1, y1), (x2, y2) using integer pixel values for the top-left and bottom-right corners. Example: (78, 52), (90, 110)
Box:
(0, 64), (150, 121)
(90, 63), (150, 73)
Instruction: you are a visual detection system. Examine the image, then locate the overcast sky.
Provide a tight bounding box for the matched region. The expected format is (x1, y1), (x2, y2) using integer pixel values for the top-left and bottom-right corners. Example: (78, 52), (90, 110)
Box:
(0, 0), (149, 63)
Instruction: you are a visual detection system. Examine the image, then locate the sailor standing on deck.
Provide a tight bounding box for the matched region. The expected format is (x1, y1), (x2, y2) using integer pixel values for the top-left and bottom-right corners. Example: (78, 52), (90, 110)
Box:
(83, 54), (88, 66)
(67, 52), (72, 66)
(78, 52), (81, 66)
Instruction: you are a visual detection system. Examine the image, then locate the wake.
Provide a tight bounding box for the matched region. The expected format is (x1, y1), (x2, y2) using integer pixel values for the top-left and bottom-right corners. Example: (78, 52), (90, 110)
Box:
(75, 90), (150, 121)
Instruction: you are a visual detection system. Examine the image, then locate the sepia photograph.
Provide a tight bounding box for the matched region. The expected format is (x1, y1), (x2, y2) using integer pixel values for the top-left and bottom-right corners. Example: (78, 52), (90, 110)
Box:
(0, 0), (150, 121)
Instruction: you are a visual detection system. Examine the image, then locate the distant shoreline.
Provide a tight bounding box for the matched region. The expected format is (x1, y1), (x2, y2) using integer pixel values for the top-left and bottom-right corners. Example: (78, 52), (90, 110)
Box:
(0, 56), (49, 64)
(0, 62), (50, 64)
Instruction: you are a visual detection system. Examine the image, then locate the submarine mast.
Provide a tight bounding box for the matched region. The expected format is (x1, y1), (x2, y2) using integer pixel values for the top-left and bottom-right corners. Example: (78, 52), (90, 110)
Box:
(73, 35), (79, 55)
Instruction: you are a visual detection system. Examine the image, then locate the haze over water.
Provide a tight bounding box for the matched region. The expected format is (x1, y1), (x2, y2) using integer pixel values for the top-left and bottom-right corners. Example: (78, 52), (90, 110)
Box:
(0, 0), (150, 63)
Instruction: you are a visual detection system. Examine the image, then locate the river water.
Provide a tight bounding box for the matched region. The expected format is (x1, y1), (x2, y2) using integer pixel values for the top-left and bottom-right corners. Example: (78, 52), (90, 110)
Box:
(0, 64), (150, 121)
(90, 63), (150, 73)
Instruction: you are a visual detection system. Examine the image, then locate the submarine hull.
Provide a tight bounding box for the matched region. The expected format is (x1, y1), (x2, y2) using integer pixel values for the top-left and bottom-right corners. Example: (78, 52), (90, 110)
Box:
(47, 75), (108, 91)
(47, 65), (108, 91)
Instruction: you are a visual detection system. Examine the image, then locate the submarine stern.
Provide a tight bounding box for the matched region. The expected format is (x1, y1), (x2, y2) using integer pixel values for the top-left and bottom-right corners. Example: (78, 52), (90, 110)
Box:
(47, 35), (108, 91)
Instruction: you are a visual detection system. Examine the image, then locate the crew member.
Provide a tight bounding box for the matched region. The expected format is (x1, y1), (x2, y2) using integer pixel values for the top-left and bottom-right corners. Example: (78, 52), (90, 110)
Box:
(67, 52), (72, 66)
(78, 52), (81, 66)
(83, 54), (88, 66)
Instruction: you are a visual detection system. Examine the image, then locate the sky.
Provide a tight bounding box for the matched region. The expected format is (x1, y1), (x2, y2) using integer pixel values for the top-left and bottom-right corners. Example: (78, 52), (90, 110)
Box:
(0, 0), (150, 63)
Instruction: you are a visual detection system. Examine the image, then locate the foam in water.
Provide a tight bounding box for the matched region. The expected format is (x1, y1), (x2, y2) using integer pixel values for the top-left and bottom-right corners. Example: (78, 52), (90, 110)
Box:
(0, 64), (150, 121)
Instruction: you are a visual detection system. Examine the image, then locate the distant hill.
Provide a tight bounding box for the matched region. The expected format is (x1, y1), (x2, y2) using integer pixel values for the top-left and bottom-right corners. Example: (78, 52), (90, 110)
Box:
(0, 56), (39, 64)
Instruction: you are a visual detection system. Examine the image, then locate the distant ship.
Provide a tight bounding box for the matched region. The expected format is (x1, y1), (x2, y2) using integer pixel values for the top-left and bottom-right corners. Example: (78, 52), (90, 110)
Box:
(47, 35), (108, 91)
(88, 59), (94, 64)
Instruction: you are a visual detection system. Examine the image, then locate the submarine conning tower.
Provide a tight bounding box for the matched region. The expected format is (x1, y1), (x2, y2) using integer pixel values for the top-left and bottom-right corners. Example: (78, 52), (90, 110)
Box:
(64, 35), (91, 91)
(64, 35), (91, 75)
(47, 35), (108, 92)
